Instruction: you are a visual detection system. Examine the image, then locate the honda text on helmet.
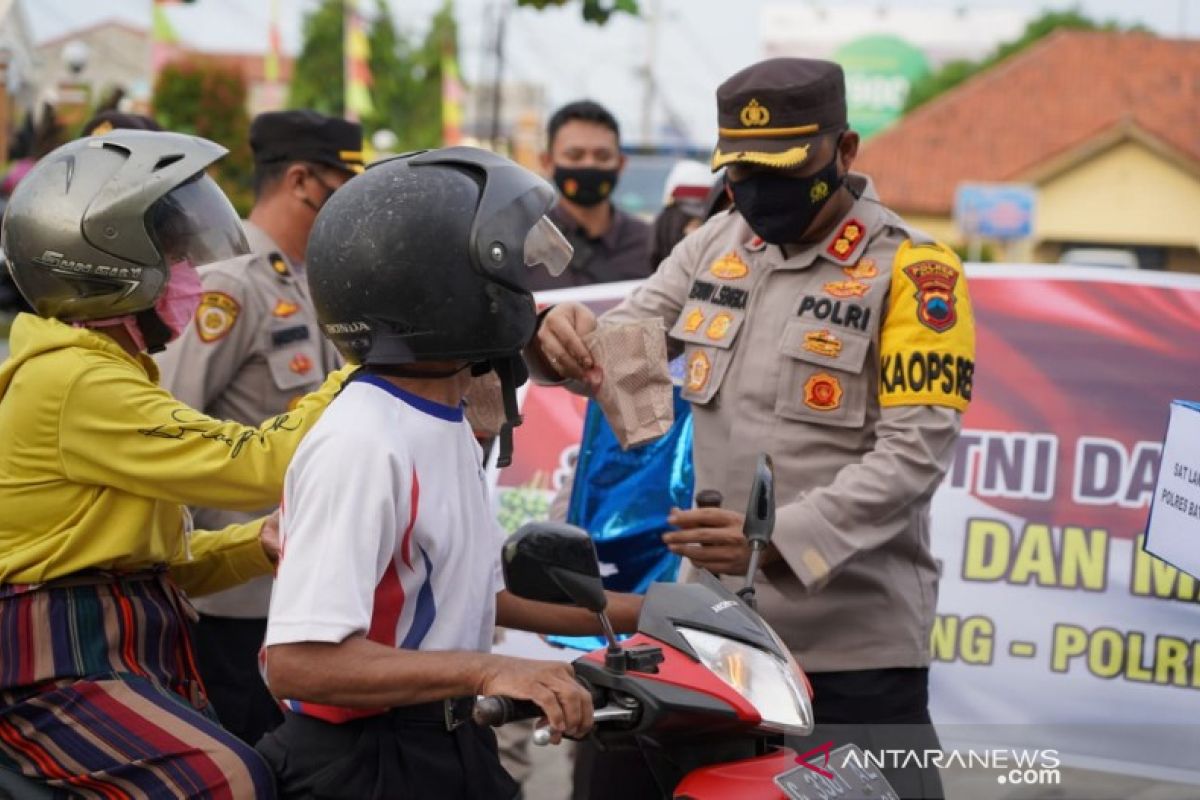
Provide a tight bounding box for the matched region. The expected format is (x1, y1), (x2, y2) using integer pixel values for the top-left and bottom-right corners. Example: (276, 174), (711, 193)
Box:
(0, 130), (249, 352)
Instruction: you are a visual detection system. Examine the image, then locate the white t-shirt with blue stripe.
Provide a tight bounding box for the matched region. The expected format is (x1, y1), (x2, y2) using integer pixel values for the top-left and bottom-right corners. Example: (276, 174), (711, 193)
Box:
(264, 374), (505, 722)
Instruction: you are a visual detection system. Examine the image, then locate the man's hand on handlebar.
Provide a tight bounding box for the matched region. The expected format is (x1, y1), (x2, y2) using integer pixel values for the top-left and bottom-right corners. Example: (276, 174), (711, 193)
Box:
(475, 655), (594, 743)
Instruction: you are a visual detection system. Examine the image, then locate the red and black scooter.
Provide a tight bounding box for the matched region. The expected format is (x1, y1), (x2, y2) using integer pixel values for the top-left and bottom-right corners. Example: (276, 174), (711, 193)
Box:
(475, 456), (899, 800)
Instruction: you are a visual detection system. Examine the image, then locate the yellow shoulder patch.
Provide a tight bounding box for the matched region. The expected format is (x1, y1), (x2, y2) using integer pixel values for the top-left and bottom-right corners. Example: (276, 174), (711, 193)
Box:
(195, 291), (241, 344)
(879, 240), (975, 412)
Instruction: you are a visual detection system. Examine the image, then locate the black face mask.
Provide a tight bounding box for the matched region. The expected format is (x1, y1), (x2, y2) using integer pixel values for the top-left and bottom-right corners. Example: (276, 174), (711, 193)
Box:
(302, 169), (338, 214)
(553, 166), (619, 207)
(729, 150), (844, 245)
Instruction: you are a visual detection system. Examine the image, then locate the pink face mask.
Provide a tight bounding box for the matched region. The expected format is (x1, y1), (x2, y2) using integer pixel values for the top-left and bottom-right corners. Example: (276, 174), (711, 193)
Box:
(154, 260), (204, 342)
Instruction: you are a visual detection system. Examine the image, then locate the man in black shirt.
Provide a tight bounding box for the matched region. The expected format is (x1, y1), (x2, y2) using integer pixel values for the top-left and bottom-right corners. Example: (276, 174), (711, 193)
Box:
(525, 100), (651, 291)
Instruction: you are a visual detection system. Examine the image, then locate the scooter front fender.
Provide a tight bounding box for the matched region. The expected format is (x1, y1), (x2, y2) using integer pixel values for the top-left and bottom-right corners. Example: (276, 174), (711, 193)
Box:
(672, 745), (797, 799)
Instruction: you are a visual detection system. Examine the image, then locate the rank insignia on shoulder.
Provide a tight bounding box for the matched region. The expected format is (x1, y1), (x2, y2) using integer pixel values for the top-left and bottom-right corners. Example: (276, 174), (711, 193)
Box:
(709, 251), (749, 280)
(904, 260), (960, 332)
(803, 329), (842, 358)
(803, 372), (843, 411)
(683, 307), (706, 334)
(289, 353), (313, 375)
(823, 280), (869, 298)
(195, 291), (240, 343)
(686, 350), (711, 393)
(826, 218), (867, 261)
(269, 253), (290, 277)
(272, 299), (300, 318)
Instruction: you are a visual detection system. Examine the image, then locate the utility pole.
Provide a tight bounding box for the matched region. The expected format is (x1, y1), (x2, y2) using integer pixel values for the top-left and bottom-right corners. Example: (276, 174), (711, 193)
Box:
(489, 3), (508, 151)
(640, 0), (661, 146)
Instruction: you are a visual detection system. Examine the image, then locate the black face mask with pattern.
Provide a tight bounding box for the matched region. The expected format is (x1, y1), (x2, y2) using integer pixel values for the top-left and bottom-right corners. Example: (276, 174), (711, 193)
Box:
(728, 149), (844, 245)
(553, 166), (619, 207)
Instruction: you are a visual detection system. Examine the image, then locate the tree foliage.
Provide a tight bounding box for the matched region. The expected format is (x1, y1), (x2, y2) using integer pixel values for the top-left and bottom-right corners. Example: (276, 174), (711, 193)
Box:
(288, 0), (457, 150)
(288, 0), (345, 116)
(152, 59), (254, 215)
(903, 8), (1151, 113)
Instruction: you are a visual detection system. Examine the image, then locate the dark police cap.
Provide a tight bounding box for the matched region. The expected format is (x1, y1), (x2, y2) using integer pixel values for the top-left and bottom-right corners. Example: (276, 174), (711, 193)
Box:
(250, 110), (364, 174)
(81, 111), (163, 137)
(711, 58), (847, 172)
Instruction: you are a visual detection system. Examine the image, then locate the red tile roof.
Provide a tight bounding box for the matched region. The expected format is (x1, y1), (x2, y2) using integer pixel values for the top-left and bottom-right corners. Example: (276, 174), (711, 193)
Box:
(855, 31), (1200, 214)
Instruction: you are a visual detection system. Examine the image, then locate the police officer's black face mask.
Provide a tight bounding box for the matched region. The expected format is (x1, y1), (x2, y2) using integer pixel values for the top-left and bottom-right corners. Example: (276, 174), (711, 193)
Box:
(553, 166), (619, 208)
(729, 144), (844, 245)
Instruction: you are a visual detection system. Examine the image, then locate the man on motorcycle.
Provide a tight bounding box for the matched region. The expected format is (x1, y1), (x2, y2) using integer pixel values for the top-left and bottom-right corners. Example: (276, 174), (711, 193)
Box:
(256, 147), (642, 799)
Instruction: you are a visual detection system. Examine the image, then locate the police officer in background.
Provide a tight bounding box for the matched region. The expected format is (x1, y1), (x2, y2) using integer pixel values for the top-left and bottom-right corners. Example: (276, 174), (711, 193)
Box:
(523, 100), (651, 291)
(533, 59), (975, 799)
(157, 110), (363, 745)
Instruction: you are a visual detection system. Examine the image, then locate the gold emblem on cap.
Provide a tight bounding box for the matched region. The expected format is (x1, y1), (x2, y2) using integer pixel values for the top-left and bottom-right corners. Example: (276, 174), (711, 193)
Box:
(739, 98), (771, 128)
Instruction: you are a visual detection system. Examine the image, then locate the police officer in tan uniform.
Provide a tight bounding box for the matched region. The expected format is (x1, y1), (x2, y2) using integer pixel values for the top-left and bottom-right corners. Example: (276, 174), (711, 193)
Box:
(534, 59), (975, 799)
(157, 110), (363, 745)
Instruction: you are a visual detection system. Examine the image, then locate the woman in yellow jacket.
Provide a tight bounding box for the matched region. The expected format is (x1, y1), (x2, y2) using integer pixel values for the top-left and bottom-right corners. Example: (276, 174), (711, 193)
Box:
(0, 131), (351, 798)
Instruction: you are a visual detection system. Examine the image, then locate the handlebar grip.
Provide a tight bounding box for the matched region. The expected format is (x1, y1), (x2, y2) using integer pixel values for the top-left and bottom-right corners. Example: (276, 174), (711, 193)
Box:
(695, 489), (723, 508)
(472, 696), (545, 727)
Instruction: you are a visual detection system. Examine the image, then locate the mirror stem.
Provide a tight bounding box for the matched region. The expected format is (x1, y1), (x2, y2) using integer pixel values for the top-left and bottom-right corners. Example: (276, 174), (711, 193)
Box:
(598, 612), (621, 654)
(738, 542), (765, 610)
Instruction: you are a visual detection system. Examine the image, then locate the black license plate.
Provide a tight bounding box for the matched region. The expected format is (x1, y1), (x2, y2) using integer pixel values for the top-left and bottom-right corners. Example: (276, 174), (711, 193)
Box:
(775, 744), (899, 800)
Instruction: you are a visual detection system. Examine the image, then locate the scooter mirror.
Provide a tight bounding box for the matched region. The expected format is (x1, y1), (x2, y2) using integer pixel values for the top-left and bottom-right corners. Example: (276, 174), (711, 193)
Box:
(502, 522), (608, 613)
(742, 454), (775, 547)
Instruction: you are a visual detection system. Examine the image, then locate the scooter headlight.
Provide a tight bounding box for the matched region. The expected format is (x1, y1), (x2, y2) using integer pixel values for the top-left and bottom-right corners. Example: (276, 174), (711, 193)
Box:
(677, 626), (814, 736)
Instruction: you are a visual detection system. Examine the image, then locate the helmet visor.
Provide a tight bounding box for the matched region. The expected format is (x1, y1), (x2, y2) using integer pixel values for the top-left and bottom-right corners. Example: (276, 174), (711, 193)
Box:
(523, 215), (572, 278)
(146, 173), (249, 267)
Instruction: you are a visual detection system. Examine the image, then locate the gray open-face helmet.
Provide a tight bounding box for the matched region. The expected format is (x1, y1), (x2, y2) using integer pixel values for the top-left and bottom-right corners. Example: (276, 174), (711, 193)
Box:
(0, 130), (249, 324)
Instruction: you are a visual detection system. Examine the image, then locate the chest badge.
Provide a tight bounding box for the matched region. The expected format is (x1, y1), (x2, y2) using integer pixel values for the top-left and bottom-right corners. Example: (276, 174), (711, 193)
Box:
(827, 218), (866, 261)
(803, 330), (843, 358)
(803, 372), (843, 411)
(686, 350), (712, 393)
(844, 257), (878, 280)
(823, 279), (869, 298)
(273, 299), (300, 318)
(705, 312), (734, 341)
(682, 307), (706, 334)
(709, 251), (749, 280)
(289, 353), (314, 375)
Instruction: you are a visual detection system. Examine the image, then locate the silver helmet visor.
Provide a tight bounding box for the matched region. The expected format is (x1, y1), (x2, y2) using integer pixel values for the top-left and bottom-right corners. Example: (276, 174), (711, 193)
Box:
(146, 173), (250, 267)
(523, 215), (572, 278)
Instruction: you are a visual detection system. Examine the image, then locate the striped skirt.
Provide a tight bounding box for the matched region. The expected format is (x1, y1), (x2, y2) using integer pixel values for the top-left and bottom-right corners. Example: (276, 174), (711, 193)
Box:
(0, 570), (275, 799)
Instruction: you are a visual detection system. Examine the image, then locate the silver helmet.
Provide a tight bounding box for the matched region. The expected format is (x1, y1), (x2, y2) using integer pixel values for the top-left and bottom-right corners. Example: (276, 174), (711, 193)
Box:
(0, 130), (249, 322)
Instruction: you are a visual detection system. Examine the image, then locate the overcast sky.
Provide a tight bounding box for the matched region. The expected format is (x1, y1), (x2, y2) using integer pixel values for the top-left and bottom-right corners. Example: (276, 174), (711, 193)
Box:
(20, 0), (1200, 146)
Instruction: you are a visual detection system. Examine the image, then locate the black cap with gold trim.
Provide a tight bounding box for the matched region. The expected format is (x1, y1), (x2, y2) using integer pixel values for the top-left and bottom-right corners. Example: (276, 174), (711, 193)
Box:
(712, 58), (847, 172)
(250, 110), (365, 175)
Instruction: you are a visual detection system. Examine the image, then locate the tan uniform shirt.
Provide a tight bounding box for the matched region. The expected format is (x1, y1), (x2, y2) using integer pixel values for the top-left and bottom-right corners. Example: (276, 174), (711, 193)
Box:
(157, 222), (341, 617)
(595, 174), (975, 672)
